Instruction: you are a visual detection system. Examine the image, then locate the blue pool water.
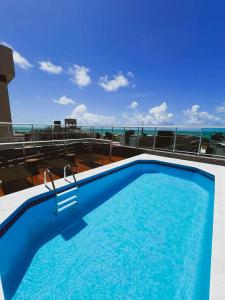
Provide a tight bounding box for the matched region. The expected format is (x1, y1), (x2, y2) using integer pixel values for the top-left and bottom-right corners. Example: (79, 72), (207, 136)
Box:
(0, 163), (214, 300)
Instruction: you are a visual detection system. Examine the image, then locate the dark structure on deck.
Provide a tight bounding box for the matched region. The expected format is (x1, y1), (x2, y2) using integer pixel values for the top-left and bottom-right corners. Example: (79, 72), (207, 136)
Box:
(0, 45), (15, 139)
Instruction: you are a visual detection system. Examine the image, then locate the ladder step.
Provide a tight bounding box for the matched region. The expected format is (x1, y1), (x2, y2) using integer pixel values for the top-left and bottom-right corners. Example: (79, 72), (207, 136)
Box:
(57, 195), (78, 207)
(57, 200), (78, 213)
(54, 167), (78, 214)
(57, 186), (78, 196)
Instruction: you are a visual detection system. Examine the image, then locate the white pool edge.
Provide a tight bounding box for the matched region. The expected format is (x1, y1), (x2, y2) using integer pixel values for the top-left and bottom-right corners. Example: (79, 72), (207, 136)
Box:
(0, 153), (224, 300)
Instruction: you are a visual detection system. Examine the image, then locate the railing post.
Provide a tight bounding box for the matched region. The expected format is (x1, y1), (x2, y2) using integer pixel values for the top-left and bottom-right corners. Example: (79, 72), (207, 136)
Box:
(109, 140), (112, 160)
(66, 126), (69, 140)
(153, 127), (156, 150)
(136, 127), (140, 148)
(51, 125), (54, 140)
(89, 137), (93, 153)
(111, 127), (114, 141)
(31, 124), (34, 141)
(22, 143), (25, 160)
(198, 128), (203, 156)
(44, 169), (56, 191)
(173, 128), (177, 152)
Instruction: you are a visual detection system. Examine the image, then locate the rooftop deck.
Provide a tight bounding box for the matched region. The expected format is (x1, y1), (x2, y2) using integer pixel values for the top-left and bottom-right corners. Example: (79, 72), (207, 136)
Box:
(0, 154), (123, 197)
(1, 122), (225, 197)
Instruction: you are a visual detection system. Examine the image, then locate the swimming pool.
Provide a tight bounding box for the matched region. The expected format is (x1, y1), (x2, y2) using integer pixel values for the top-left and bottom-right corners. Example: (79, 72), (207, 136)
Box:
(0, 161), (214, 299)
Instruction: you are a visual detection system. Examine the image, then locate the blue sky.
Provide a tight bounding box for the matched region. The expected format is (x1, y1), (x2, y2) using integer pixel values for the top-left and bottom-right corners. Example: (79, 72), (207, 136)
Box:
(1, 0), (225, 126)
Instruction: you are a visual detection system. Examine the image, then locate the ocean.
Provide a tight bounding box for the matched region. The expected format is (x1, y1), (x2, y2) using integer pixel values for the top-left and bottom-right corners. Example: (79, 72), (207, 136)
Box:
(12, 125), (225, 140)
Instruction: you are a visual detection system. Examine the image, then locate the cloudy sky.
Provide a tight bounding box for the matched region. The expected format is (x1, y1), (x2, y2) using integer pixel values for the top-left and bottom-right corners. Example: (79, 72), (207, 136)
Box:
(1, 0), (225, 126)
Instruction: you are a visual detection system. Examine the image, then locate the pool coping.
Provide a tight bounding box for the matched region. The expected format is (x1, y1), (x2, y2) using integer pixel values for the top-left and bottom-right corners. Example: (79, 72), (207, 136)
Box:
(0, 153), (224, 300)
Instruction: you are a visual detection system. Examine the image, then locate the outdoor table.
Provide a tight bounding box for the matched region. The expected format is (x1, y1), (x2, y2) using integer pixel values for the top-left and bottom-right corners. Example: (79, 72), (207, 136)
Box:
(25, 158), (40, 175)
(25, 158), (40, 185)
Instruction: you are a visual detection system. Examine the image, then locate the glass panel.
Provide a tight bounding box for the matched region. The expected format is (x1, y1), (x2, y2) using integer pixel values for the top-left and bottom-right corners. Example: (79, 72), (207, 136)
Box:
(102, 127), (114, 140)
(11, 124), (33, 142)
(52, 124), (67, 140)
(32, 125), (52, 141)
(111, 127), (124, 143)
(201, 127), (225, 157)
(93, 127), (104, 139)
(155, 127), (176, 151)
(67, 125), (81, 139)
(138, 127), (156, 149)
(124, 127), (139, 147)
(80, 126), (93, 138)
(175, 128), (201, 154)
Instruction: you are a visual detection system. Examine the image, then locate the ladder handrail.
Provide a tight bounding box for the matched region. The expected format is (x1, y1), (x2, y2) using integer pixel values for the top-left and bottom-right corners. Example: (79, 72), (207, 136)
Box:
(44, 168), (56, 191)
(64, 164), (77, 184)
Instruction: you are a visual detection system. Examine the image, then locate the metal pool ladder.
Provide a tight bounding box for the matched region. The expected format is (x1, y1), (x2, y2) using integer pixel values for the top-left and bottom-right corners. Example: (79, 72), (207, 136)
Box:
(44, 165), (78, 215)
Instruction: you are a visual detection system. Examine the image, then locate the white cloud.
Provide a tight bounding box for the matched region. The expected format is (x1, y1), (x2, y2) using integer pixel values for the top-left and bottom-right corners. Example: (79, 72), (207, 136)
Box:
(38, 61), (63, 74)
(1, 41), (33, 70)
(127, 71), (135, 78)
(13, 51), (33, 70)
(123, 102), (173, 125)
(68, 104), (116, 126)
(52, 95), (75, 105)
(129, 100), (138, 109)
(183, 104), (221, 125)
(67, 102), (174, 126)
(216, 103), (225, 113)
(148, 102), (173, 124)
(98, 71), (129, 92)
(69, 64), (91, 87)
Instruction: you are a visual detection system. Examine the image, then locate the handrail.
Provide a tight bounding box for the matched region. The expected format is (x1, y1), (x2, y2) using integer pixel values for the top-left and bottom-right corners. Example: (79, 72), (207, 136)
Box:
(0, 138), (111, 147)
(44, 169), (56, 191)
(64, 164), (77, 184)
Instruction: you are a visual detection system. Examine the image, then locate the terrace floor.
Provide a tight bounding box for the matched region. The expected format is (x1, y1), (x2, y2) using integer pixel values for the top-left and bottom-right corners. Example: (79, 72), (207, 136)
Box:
(0, 155), (123, 197)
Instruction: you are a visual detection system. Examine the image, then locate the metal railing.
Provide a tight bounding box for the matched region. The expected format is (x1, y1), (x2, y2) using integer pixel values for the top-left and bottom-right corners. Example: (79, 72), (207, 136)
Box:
(0, 138), (112, 163)
(44, 169), (56, 191)
(64, 164), (77, 183)
(1, 122), (225, 160)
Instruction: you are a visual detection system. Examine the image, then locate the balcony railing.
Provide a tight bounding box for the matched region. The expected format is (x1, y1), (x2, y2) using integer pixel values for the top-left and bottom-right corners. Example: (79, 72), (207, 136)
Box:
(1, 122), (225, 159)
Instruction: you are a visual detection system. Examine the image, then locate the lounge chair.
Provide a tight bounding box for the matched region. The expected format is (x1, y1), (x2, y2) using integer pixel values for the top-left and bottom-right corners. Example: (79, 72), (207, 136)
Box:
(0, 165), (32, 194)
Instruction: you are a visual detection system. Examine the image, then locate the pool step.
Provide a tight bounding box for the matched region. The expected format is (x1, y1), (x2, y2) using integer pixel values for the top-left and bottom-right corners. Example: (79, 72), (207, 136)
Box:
(57, 195), (78, 207)
(57, 186), (78, 197)
(45, 165), (79, 214)
(57, 198), (78, 213)
(56, 188), (78, 214)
